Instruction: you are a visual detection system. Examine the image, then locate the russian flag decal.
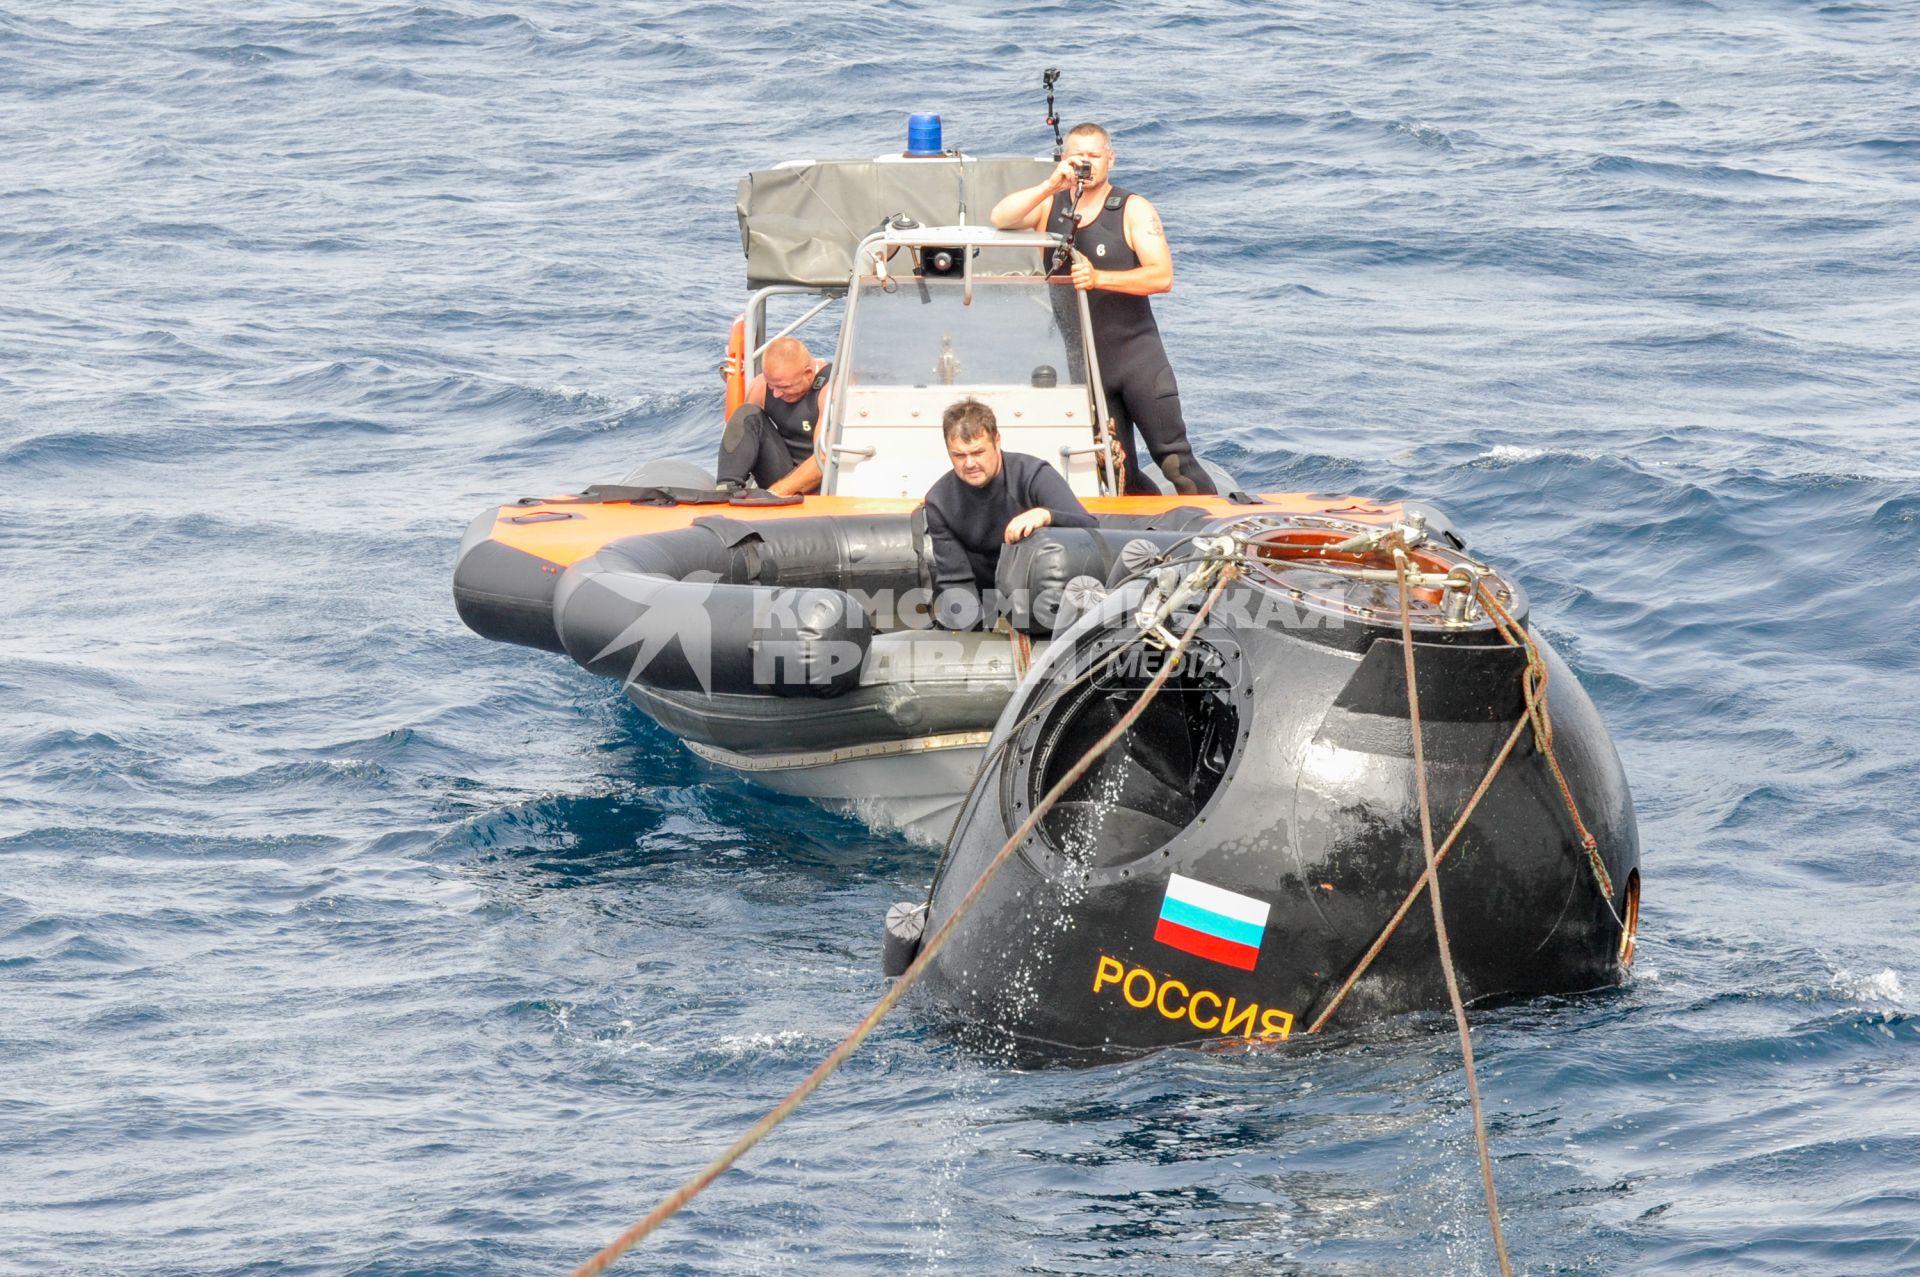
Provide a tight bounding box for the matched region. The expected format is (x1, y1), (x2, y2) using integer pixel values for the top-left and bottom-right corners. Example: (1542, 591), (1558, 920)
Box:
(1154, 873), (1270, 971)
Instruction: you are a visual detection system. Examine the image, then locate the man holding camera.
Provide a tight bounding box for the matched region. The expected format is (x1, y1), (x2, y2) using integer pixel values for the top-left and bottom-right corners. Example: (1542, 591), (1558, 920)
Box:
(990, 122), (1216, 497)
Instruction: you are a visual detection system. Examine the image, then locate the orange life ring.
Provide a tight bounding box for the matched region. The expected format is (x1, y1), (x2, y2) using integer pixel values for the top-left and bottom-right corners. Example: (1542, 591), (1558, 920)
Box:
(721, 314), (747, 420)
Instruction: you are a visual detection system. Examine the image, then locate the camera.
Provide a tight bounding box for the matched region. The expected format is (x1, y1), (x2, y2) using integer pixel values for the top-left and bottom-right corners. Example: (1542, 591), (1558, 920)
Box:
(1071, 159), (1092, 179)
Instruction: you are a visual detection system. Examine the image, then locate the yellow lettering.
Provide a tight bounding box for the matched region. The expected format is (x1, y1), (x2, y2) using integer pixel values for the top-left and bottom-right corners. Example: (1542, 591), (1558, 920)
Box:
(1156, 979), (1190, 1021)
(1090, 957), (1286, 1044)
(1187, 989), (1221, 1030)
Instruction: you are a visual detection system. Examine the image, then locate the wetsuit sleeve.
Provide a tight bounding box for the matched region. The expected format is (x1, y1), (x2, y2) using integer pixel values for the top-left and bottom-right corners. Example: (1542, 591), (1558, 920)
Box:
(1024, 463), (1098, 529)
(922, 495), (986, 631)
(923, 498), (973, 593)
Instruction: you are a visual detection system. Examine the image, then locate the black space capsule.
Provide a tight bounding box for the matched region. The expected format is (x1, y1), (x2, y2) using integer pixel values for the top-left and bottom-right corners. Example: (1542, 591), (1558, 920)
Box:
(902, 511), (1641, 1056)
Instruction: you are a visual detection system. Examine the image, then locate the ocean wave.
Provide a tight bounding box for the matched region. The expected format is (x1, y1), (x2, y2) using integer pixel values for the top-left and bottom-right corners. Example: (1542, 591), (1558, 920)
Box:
(1587, 154), (1808, 186)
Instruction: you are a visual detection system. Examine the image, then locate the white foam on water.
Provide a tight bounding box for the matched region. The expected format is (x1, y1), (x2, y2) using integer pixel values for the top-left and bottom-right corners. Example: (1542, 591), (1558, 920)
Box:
(1830, 967), (1905, 1005)
(1482, 444), (1546, 463)
(710, 1028), (815, 1056)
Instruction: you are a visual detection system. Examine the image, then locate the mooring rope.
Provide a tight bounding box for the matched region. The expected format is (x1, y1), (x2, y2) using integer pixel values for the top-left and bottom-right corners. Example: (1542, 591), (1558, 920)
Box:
(566, 568), (1238, 1277)
(1389, 548), (1513, 1276)
(569, 530), (1614, 1275)
(923, 586), (1175, 898)
(920, 543), (1229, 901)
(1476, 584), (1617, 910)
(1304, 707), (1535, 1035)
(1307, 566), (1623, 1036)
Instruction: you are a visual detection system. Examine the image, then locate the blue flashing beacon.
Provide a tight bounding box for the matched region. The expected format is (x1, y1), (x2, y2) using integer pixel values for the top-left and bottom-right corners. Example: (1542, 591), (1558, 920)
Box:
(906, 114), (944, 157)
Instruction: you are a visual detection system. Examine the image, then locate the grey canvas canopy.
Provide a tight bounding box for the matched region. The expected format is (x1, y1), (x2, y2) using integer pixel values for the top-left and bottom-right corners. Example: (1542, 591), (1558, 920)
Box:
(735, 155), (1056, 289)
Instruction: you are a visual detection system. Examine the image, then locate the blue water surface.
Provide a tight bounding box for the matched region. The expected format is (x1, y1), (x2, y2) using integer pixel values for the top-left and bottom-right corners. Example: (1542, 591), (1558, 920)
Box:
(4, 2), (1919, 1273)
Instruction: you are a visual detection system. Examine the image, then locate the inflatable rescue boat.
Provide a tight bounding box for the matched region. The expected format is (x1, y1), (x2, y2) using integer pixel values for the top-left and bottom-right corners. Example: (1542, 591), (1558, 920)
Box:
(453, 132), (1640, 1047)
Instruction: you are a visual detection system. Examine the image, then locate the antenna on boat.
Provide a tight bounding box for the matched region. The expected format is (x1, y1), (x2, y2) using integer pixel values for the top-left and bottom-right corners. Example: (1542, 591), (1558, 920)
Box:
(1043, 67), (1064, 159)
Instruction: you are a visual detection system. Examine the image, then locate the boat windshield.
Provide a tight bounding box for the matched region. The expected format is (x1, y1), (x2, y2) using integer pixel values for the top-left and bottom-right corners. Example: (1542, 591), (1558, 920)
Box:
(846, 276), (1089, 388)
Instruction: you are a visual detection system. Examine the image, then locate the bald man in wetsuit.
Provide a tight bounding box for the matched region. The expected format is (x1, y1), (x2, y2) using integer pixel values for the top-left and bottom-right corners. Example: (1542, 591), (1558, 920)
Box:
(991, 122), (1216, 497)
(924, 398), (1098, 631)
(715, 336), (830, 495)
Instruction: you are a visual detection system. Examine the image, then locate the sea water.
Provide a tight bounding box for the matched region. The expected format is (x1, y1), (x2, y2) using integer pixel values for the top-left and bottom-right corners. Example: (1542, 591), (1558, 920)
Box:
(4, 2), (1918, 1273)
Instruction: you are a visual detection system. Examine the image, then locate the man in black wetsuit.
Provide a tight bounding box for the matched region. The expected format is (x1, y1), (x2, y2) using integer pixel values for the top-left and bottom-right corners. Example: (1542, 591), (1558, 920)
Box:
(715, 336), (830, 495)
(924, 398), (1098, 631)
(991, 122), (1216, 497)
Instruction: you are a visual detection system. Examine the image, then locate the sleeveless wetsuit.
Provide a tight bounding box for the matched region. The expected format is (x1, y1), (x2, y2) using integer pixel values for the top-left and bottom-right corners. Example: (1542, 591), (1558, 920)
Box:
(715, 363), (831, 488)
(1048, 186), (1215, 496)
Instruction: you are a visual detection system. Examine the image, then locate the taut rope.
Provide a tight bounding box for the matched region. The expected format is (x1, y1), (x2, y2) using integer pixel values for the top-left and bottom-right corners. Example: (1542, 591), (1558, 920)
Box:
(566, 569), (1237, 1277)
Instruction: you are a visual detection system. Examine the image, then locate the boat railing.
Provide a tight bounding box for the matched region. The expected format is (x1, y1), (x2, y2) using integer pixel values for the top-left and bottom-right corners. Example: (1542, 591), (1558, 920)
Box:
(821, 226), (1114, 499)
(740, 284), (841, 382)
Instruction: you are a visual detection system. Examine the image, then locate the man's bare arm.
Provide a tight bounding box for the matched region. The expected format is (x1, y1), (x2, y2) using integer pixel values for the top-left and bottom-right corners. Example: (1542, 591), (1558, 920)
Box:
(990, 160), (1079, 230)
(770, 454), (821, 496)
